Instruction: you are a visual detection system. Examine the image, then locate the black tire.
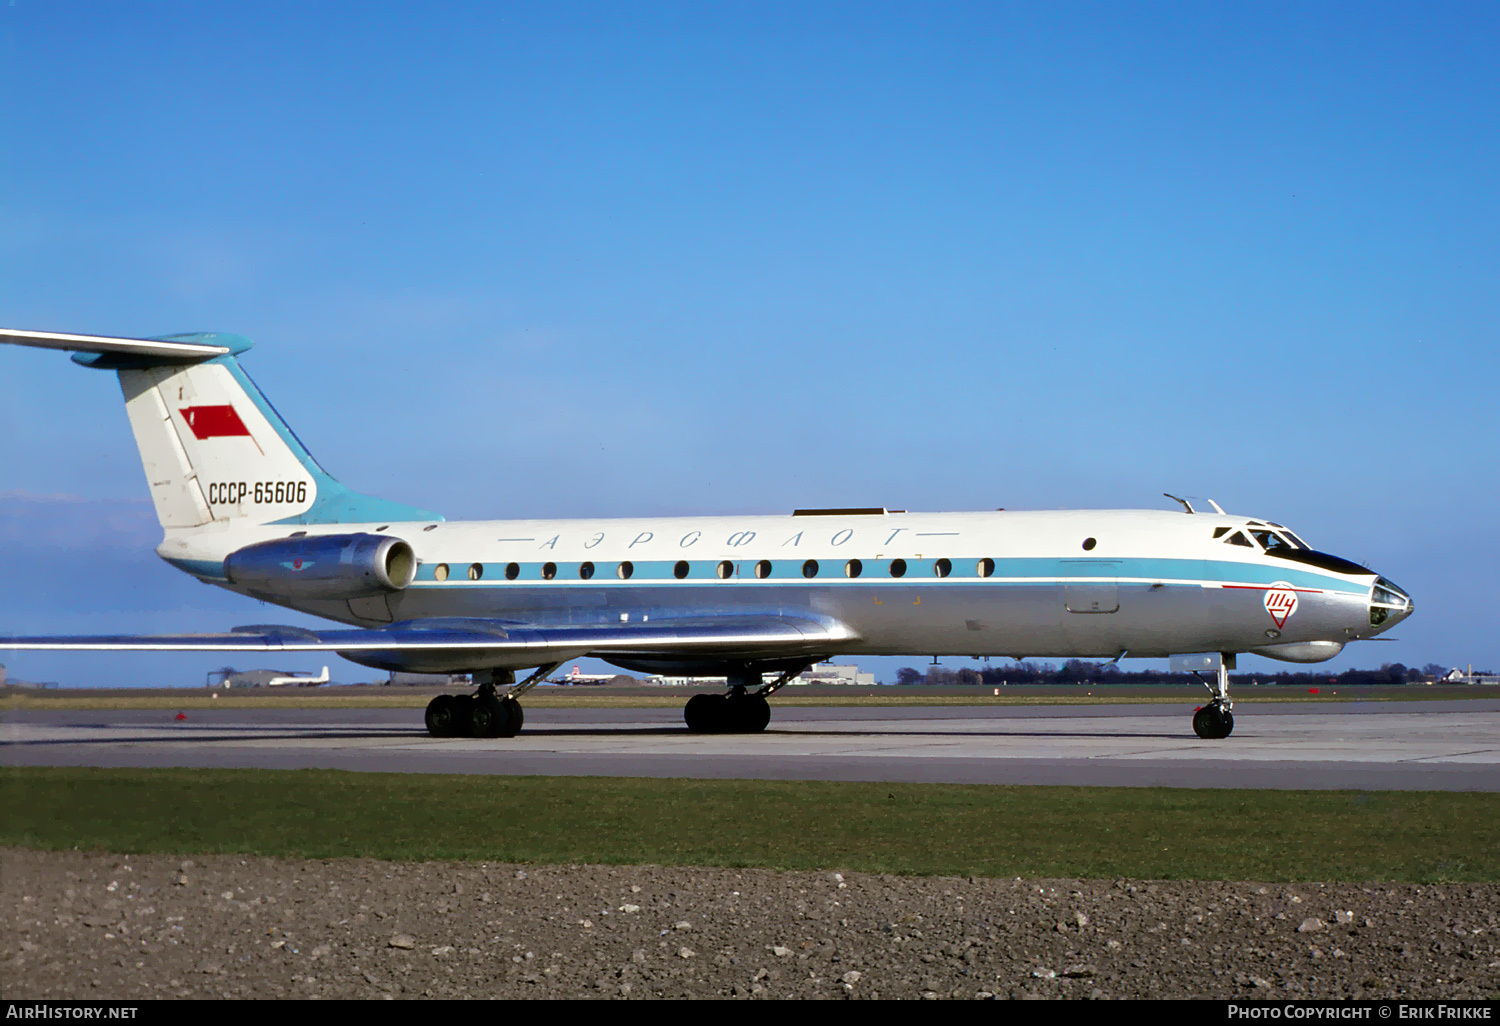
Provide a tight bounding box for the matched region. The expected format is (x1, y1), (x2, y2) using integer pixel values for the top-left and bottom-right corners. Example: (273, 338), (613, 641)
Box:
(704, 693), (729, 732)
(449, 694), (474, 736)
(742, 694), (771, 733)
(721, 694), (770, 733)
(1192, 706), (1214, 739)
(685, 693), (730, 732)
(500, 697), (523, 737)
(470, 695), (505, 738)
(425, 694), (457, 737)
(1192, 705), (1232, 740)
(684, 693), (714, 732)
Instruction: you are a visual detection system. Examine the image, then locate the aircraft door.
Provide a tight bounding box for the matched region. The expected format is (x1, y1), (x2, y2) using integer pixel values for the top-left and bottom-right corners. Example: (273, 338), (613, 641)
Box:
(1062, 560), (1121, 614)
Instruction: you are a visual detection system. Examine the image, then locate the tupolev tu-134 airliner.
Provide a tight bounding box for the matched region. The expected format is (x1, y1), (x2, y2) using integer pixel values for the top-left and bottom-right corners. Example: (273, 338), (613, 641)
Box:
(1, 328), (1413, 740)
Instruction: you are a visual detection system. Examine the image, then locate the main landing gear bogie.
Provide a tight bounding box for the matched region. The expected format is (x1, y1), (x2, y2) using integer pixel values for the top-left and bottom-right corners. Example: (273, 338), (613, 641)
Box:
(424, 665), (552, 740)
(683, 665), (804, 734)
(425, 692), (524, 738)
(683, 692), (771, 733)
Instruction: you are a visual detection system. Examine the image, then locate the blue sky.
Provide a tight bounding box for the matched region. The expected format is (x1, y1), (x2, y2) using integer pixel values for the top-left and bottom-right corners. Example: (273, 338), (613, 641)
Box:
(2, 2), (1496, 686)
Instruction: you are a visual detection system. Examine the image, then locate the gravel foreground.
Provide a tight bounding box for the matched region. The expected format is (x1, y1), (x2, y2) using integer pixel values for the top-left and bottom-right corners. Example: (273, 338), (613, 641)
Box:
(3, 848), (1498, 1001)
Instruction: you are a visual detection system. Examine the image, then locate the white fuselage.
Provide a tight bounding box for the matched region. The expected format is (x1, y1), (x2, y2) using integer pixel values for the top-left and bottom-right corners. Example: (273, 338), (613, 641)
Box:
(160, 507), (1394, 665)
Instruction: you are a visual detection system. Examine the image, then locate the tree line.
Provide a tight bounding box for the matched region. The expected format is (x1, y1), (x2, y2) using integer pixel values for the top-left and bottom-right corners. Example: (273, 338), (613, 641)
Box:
(891, 661), (1461, 688)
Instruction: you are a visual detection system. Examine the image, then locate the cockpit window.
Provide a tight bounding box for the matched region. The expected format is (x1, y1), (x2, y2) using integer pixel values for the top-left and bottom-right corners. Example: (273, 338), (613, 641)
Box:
(1370, 577), (1411, 626)
(1250, 529), (1298, 552)
(1225, 531), (1254, 547)
(1212, 527), (1230, 539)
(1282, 530), (1310, 549)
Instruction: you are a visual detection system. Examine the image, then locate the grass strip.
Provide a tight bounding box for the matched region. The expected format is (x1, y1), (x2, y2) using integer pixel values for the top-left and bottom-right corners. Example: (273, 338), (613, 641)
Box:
(3, 767), (1497, 882)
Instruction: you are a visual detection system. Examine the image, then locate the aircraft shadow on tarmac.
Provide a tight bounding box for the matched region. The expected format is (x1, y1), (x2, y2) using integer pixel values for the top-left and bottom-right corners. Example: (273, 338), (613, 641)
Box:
(5, 723), (1199, 745)
(522, 727), (1199, 741)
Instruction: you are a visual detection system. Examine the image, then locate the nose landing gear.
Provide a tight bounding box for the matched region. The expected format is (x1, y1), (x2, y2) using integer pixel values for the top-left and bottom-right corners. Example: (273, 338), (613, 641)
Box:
(1192, 654), (1236, 740)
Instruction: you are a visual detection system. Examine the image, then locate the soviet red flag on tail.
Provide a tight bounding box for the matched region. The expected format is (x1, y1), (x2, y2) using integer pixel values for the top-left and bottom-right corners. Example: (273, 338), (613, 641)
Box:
(179, 405), (251, 440)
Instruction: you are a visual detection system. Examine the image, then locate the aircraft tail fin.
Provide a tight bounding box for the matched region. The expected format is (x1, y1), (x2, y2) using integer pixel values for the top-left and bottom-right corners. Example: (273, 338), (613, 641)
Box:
(2, 328), (442, 531)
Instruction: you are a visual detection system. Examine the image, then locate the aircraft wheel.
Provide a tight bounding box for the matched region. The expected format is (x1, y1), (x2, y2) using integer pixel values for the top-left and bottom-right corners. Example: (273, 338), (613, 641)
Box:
(730, 694), (771, 733)
(425, 694), (460, 738)
(450, 694), (474, 737)
(1192, 705), (1233, 740)
(684, 693), (711, 731)
(745, 695), (772, 732)
(753, 695), (772, 732)
(470, 694), (506, 738)
(500, 697), (523, 737)
(684, 693), (725, 732)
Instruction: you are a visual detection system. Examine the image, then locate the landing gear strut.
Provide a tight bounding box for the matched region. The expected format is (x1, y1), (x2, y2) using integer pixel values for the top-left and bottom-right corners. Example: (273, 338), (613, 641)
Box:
(1192, 654), (1236, 740)
(683, 665), (805, 734)
(423, 662), (561, 739)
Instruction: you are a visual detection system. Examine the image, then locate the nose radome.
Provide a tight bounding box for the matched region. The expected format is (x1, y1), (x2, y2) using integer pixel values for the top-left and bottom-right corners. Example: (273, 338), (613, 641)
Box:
(1369, 577), (1412, 630)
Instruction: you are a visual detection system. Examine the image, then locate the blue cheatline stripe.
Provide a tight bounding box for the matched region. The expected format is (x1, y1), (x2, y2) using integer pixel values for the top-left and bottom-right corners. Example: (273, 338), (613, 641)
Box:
(210, 355), (444, 527)
(163, 556), (230, 581)
(405, 556), (1364, 594)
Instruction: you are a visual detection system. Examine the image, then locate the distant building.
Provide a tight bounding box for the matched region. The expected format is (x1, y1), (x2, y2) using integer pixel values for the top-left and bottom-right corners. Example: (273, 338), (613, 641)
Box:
(794, 663), (876, 686)
(204, 666), (330, 687)
(1441, 666), (1500, 685)
(0, 664), (55, 689)
(208, 668), (288, 688)
(643, 674), (729, 687)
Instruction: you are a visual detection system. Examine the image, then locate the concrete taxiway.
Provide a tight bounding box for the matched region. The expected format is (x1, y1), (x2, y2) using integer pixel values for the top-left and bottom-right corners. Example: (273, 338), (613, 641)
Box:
(4, 699), (1499, 790)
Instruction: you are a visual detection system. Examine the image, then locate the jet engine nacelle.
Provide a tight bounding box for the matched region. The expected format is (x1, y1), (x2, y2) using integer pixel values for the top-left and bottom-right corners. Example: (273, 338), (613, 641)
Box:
(224, 533), (416, 600)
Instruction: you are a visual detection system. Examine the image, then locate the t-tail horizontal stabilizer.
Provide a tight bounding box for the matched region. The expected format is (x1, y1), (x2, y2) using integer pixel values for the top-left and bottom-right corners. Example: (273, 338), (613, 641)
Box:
(0, 327), (441, 529)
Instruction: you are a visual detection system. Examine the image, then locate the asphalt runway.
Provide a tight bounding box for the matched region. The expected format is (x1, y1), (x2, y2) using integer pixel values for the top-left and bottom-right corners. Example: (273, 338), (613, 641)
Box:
(5, 698), (1499, 790)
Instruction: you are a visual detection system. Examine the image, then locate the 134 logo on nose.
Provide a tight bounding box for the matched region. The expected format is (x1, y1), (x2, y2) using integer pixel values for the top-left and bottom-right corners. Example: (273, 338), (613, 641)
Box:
(1264, 583), (1299, 628)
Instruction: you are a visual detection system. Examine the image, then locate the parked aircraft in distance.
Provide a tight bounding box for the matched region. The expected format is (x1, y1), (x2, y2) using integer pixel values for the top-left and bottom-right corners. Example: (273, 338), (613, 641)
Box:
(0, 328), (1414, 740)
(266, 665), (329, 688)
(551, 666), (619, 685)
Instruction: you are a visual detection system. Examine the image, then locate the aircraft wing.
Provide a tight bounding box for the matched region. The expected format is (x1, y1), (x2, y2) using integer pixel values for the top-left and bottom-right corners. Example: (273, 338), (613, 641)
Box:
(0, 615), (856, 670)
